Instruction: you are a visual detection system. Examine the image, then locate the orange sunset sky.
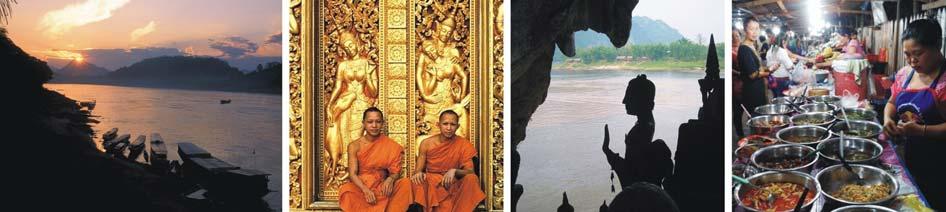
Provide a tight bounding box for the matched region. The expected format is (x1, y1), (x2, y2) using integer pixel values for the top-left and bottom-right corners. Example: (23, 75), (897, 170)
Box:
(2, 0), (281, 71)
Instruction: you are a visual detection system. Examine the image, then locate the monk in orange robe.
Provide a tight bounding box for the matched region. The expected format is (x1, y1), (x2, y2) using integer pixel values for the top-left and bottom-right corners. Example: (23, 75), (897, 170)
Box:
(338, 107), (412, 212)
(390, 110), (485, 212)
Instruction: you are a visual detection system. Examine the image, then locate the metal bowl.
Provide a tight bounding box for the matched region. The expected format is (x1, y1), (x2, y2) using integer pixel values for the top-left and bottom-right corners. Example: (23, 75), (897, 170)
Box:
(776, 125), (830, 146)
(828, 120), (883, 139)
(771, 96), (807, 105)
(791, 112), (837, 127)
(755, 104), (795, 115)
(817, 137), (883, 165)
(748, 115), (792, 136)
(800, 103), (838, 113)
(809, 95), (842, 105)
(751, 144), (819, 172)
(735, 171), (821, 212)
(830, 205), (897, 212)
(735, 144), (762, 164)
(836, 108), (877, 122)
(816, 164), (899, 205)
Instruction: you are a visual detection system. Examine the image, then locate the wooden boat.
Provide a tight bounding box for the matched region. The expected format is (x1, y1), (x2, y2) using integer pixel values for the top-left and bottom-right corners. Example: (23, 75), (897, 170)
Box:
(104, 134), (130, 152)
(111, 142), (128, 158)
(128, 135), (146, 160)
(184, 157), (240, 183)
(178, 142), (212, 161)
(102, 128), (119, 142)
(150, 133), (168, 162)
(209, 168), (271, 199)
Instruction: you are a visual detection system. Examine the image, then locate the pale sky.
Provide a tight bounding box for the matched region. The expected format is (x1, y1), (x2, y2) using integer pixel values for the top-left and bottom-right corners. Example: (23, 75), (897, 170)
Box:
(635, 0), (726, 44)
(2, 0), (281, 68)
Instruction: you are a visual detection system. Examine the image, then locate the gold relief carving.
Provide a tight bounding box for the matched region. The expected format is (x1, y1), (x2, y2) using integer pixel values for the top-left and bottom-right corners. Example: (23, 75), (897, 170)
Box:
(297, 0), (502, 210)
(387, 9), (407, 29)
(319, 0), (381, 198)
(490, 0), (504, 209)
(388, 45), (407, 63)
(288, 0), (303, 208)
(387, 98), (408, 114)
(388, 79), (407, 98)
(414, 0), (472, 139)
(387, 63), (407, 79)
(388, 114), (408, 134)
(387, 28), (407, 44)
(387, 0), (406, 9)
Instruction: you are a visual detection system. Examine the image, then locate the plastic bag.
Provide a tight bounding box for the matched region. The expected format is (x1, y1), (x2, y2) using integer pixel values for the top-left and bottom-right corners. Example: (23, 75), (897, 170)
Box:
(840, 90), (860, 108)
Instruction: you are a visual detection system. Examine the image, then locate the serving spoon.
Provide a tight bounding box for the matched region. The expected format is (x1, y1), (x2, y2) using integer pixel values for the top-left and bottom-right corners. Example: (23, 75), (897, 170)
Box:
(835, 138), (866, 185)
(793, 186), (811, 212)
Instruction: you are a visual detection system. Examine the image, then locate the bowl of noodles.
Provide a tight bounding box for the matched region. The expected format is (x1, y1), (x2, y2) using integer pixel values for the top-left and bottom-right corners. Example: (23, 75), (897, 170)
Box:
(735, 171), (821, 212)
(816, 164), (899, 205)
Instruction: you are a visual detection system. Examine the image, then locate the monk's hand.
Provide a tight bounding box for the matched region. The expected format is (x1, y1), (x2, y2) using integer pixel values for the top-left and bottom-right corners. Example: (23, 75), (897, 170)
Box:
(411, 172), (426, 184)
(442, 169), (458, 187)
(361, 187), (377, 204)
(381, 177), (395, 197)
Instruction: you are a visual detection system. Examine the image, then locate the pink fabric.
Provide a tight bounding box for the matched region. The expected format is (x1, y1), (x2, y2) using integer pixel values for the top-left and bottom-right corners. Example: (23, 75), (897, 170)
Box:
(846, 40), (865, 55)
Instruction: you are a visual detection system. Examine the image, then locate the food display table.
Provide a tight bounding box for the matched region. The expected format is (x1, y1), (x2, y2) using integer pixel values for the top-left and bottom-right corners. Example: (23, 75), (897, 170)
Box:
(733, 102), (932, 212)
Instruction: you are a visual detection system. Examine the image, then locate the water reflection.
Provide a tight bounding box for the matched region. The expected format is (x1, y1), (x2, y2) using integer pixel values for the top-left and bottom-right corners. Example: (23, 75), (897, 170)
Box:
(45, 83), (282, 210)
(518, 70), (702, 211)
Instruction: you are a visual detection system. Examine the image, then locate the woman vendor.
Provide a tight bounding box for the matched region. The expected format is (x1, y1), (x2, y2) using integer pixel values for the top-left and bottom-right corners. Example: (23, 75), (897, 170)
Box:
(737, 17), (770, 118)
(883, 19), (946, 208)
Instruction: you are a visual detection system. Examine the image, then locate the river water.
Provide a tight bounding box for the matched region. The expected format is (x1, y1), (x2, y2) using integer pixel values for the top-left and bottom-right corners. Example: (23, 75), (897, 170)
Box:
(517, 69), (704, 211)
(46, 83), (282, 210)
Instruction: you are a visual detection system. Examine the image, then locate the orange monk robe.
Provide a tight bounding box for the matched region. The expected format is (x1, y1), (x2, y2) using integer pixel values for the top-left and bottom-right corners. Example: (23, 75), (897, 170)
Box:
(404, 137), (485, 212)
(338, 135), (411, 212)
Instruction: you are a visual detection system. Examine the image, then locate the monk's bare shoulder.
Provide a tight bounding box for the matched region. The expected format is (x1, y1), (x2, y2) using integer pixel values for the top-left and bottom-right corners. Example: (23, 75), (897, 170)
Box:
(419, 136), (438, 152)
(348, 137), (362, 152)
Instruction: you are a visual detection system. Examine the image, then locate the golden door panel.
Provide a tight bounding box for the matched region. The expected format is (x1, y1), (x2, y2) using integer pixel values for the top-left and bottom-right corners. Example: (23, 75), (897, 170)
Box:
(288, 0), (504, 210)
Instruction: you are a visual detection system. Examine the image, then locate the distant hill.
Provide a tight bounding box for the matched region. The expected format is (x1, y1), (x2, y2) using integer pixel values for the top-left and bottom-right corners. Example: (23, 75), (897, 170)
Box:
(110, 56), (244, 80)
(56, 60), (110, 78)
(572, 16), (686, 48)
(50, 55), (280, 94)
(228, 56), (281, 73)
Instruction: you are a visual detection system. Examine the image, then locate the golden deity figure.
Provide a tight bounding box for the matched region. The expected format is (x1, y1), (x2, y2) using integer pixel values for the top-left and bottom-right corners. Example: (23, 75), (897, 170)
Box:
(325, 31), (379, 187)
(416, 16), (470, 138)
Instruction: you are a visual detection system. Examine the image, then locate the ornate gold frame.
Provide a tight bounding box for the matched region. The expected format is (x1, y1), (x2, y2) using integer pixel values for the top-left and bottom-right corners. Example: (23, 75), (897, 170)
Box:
(288, 0), (503, 210)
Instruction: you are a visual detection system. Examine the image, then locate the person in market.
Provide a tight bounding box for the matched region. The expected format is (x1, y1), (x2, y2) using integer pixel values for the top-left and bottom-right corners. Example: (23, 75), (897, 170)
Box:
(883, 18), (946, 209)
(733, 27), (745, 137)
(736, 17), (771, 120)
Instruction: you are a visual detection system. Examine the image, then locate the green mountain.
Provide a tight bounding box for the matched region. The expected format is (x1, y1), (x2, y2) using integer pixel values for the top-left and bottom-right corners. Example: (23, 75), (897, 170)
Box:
(572, 16), (685, 48)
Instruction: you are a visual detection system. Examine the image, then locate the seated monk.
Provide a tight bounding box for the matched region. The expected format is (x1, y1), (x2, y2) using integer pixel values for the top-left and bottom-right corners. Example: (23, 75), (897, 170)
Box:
(391, 110), (485, 212)
(338, 107), (412, 212)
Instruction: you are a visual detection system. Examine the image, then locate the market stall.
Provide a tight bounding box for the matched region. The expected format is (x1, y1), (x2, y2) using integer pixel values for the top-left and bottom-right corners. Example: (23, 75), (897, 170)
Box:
(733, 0), (944, 211)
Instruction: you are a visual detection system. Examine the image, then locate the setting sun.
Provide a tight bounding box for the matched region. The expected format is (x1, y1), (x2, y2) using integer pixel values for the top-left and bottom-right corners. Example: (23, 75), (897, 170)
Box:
(74, 55), (84, 62)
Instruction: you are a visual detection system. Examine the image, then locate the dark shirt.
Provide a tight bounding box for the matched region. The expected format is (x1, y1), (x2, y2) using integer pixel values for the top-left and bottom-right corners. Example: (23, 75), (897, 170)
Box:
(738, 44), (767, 111)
